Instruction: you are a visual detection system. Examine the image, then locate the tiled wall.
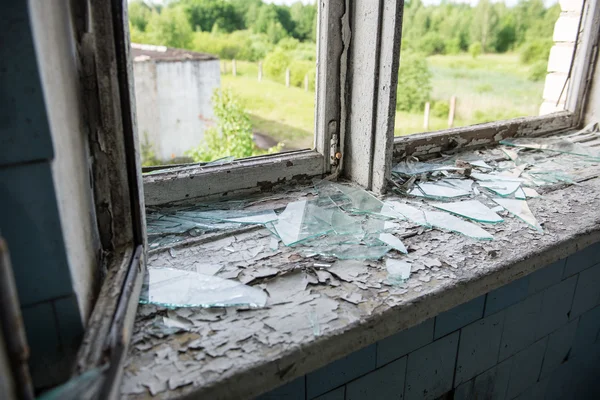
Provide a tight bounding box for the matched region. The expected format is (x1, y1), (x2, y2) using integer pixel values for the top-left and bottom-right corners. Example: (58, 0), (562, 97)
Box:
(258, 242), (600, 400)
(0, 1), (83, 390)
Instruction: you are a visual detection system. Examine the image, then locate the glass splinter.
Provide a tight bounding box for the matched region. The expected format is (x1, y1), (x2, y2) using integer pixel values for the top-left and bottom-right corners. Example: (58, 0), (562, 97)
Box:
(386, 259), (411, 283)
(378, 233), (408, 254)
(431, 200), (503, 224)
(409, 182), (471, 199)
(385, 201), (430, 227)
(478, 180), (521, 197)
(523, 188), (541, 198)
(140, 267), (268, 308)
(424, 211), (494, 240)
(500, 136), (600, 161)
(492, 198), (543, 232)
(515, 188), (526, 200)
(272, 200), (332, 246)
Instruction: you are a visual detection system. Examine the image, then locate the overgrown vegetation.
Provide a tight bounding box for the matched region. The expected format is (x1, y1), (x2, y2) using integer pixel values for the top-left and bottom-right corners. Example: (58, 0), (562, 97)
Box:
(186, 89), (283, 162)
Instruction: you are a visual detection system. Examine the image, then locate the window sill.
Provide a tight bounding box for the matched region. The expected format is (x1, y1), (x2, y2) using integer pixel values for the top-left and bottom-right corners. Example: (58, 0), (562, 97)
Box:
(122, 144), (600, 400)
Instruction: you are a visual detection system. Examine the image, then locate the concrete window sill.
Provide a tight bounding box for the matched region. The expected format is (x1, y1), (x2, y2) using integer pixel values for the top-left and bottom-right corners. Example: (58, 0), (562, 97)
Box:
(121, 145), (600, 400)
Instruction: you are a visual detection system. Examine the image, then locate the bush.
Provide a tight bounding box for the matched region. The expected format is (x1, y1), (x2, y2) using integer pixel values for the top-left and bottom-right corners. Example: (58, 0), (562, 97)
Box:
(396, 52), (432, 113)
(420, 32), (446, 55)
(263, 49), (291, 82)
(528, 60), (548, 82)
(445, 38), (461, 55)
(520, 39), (553, 64)
(185, 89), (282, 162)
(289, 61), (316, 90)
(431, 101), (449, 118)
(469, 41), (482, 59)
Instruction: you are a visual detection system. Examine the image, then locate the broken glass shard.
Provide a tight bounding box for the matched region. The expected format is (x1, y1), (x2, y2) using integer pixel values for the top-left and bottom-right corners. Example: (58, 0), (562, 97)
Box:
(431, 200), (503, 224)
(378, 233), (408, 254)
(492, 198), (543, 232)
(409, 182), (471, 199)
(523, 188), (540, 198)
(392, 159), (460, 175)
(437, 178), (473, 192)
(471, 160), (493, 169)
(269, 237), (279, 250)
(314, 180), (386, 215)
(385, 201), (430, 227)
(478, 180), (521, 197)
(471, 172), (524, 182)
(140, 267), (268, 308)
(514, 188), (526, 200)
(424, 211), (494, 240)
(500, 137), (600, 161)
(188, 209), (278, 225)
(272, 200), (333, 246)
(38, 364), (108, 400)
(386, 258), (411, 283)
(311, 205), (363, 235)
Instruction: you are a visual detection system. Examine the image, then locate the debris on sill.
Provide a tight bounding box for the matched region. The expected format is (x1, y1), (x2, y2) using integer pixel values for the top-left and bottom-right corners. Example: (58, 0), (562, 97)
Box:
(141, 125), (600, 311)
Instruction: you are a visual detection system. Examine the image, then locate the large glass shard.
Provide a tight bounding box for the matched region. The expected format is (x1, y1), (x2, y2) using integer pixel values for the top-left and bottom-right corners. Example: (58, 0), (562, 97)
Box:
(310, 205), (363, 235)
(478, 180), (521, 197)
(424, 211), (494, 240)
(272, 200), (333, 246)
(492, 198), (543, 232)
(385, 201), (430, 227)
(187, 209), (278, 224)
(205, 156), (235, 166)
(437, 178), (473, 192)
(500, 136), (600, 161)
(431, 200), (503, 224)
(523, 188), (541, 198)
(301, 244), (390, 260)
(386, 258), (411, 283)
(392, 159), (460, 175)
(140, 267), (268, 308)
(470, 160), (493, 169)
(314, 180), (387, 215)
(363, 217), (402, 234)
(470, 172), (524, 182)
(409, 182), (471, 199)
(514, 188), (526, 200)
(377, 233), (408, 254)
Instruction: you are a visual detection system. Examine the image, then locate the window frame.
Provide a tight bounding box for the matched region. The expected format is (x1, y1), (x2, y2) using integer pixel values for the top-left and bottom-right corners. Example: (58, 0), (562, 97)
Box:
(142, 0), (347, 205)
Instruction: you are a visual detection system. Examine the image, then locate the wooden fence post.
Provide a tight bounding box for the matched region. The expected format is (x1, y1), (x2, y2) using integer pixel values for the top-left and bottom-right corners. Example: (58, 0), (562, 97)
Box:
(258, 61), (262, 82)
(424, 102), (430, 130)
(232, 59), (237, 77)
(448, 96), (456, 128)
(285, 68), (290, 87)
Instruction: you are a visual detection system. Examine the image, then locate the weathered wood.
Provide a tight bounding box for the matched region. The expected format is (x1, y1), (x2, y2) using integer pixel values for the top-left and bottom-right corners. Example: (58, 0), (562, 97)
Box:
(371, 0), (404, 194)
(144, 150), (324, 205)
(393, 111), (575, 162)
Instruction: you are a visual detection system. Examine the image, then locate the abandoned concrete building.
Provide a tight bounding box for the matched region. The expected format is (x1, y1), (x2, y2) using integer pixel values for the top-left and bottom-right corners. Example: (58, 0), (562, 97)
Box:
(1, 0), (600, 400)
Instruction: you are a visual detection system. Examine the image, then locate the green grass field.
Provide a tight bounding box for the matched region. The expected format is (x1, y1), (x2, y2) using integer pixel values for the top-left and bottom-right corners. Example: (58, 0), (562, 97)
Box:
(221, 53), (545, 148)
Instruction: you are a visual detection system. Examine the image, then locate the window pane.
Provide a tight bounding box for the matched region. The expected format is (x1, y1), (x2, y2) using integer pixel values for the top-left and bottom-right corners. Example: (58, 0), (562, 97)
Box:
(395, 0), (568, 137)
(128, 1), (317, 168)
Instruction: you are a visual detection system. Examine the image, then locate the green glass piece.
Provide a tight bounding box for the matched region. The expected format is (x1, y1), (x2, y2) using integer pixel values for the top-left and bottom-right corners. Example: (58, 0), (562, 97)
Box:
(431, 200), (503, 224)
(500, 136), (600, 161)
(385, 201), (430, 226)
(378, 233), (408, 254)
(438, 178), (473, 192)
(471, 160), (493, 169)
(386, 258), (411, 283)
(314, 180), (388, 216)
(409, 182), (471, 199)
(478, 180), (521, 197)
(471, 172), (524, 182)
(311, 205), (363, 235)
(515, 188), (526, 200)
(140, 267), (268, 308)
(424, 211), (494, 240)
(492, 198), (543, 232)
(205, 156), (235, 166)
(272, 200), (333, 246)
(523, 188), (541, 198)
(38, 365), (108, 400)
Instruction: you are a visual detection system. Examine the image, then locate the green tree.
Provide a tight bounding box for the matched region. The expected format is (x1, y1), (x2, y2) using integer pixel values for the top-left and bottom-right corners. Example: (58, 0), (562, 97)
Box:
(186, 89), (281, 162)
(263, 49), (291, 81)
(290, 2), (317, 41)
(146, 7), (193, 49)
(469, 41), (482, 58)
(396, 52), (432, 112)
(129, 1), (152, 31)
(470, 0), (499, 52)
(180, 0), (243, 33)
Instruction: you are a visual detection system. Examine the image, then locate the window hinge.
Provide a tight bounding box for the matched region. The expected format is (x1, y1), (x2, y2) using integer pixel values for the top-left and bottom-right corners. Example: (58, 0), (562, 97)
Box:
(329, 120), (341, 166)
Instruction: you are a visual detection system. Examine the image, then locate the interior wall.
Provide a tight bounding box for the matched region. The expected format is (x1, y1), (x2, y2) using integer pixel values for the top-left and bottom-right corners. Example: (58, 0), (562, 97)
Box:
(29, 0), (101, 322)
(584, 55), (600, 124)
